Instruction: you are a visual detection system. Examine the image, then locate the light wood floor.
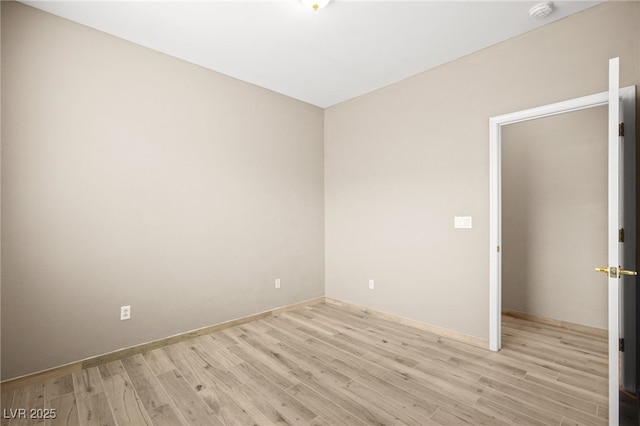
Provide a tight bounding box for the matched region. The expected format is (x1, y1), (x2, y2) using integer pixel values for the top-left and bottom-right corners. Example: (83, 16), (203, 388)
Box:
(1, 302), (608, 426)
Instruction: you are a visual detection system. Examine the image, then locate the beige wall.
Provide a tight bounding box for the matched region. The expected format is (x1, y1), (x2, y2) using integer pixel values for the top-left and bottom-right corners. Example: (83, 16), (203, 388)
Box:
(502, 107), (608, 329)
(325, 2), (640, 340)
(3, 1), (640, 381)
(1, 2), (324, 380)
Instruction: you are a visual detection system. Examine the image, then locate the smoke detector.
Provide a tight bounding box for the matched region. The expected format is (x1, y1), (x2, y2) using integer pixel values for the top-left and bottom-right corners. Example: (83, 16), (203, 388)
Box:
(529, 2), (554, 18)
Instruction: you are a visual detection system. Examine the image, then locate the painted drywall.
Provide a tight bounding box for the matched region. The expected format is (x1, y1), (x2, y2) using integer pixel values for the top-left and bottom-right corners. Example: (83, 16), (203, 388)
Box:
(502, 106), (608, 329)
(3, 0), (639, 381)
(325, 1), (640, 341)
(1, 2), (324, 380)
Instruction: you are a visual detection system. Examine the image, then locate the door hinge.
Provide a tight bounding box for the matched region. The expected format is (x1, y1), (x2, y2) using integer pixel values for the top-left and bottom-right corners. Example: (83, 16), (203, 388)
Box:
(619, 122), (625, 137)
(619, 228), (625, 242)
(620, 338), (625, 352)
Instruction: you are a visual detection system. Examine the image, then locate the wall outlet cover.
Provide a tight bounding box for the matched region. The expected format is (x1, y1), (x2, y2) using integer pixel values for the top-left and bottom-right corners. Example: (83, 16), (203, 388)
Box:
(454, 216), (473, 229)
(120, 305), (131, 321)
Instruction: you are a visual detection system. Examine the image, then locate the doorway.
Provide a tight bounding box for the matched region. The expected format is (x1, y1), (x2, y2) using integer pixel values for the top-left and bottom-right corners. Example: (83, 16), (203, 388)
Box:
(499, 106), (610, 419)
(501, 106), (608, 333)
(488, 85), (637, 423)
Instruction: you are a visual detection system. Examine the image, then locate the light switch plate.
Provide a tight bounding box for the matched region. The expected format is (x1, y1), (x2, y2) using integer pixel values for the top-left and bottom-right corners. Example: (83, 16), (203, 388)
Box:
(454, 216), (472, 229)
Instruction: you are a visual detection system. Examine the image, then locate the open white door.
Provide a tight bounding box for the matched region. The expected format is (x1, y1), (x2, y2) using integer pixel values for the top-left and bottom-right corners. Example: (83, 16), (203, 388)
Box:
(596, 57), (637, 426)
(606, 56), (621, 426)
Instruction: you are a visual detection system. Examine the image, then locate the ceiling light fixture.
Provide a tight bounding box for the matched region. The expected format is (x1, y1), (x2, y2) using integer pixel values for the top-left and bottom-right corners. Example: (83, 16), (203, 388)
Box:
(529, 2), (554, 18)
(300, 0), (331, 12)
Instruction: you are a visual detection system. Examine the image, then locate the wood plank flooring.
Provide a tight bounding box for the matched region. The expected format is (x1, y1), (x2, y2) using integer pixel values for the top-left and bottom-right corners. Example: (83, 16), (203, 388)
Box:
(1, 302), (608, 425)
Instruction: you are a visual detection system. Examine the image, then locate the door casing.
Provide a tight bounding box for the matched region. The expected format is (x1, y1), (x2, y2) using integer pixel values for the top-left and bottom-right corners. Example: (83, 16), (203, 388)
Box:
(488, 84), (636, 422)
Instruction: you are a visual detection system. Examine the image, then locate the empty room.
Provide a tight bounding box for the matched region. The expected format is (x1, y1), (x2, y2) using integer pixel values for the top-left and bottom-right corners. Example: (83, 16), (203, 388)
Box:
(2, 0), (640, 425)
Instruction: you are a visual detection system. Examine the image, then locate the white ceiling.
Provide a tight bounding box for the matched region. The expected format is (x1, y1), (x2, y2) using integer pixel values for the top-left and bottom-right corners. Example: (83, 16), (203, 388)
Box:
(21, 0), (604, 108)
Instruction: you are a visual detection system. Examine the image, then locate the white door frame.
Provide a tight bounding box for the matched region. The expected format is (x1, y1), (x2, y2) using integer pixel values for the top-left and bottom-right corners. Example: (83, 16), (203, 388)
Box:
(489, 84), (635, 424)
(489, 85), (635, 351)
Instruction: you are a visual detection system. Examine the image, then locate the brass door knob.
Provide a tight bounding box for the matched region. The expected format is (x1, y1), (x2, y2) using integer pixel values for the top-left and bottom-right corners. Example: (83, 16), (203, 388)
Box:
(594, 266), (637, 278)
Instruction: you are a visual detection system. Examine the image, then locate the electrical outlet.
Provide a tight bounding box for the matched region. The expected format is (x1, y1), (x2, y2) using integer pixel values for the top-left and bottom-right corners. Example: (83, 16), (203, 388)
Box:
(275, 278), (281, 289)
(369, 279), (375, 290)
(120, 305), (131, 321)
